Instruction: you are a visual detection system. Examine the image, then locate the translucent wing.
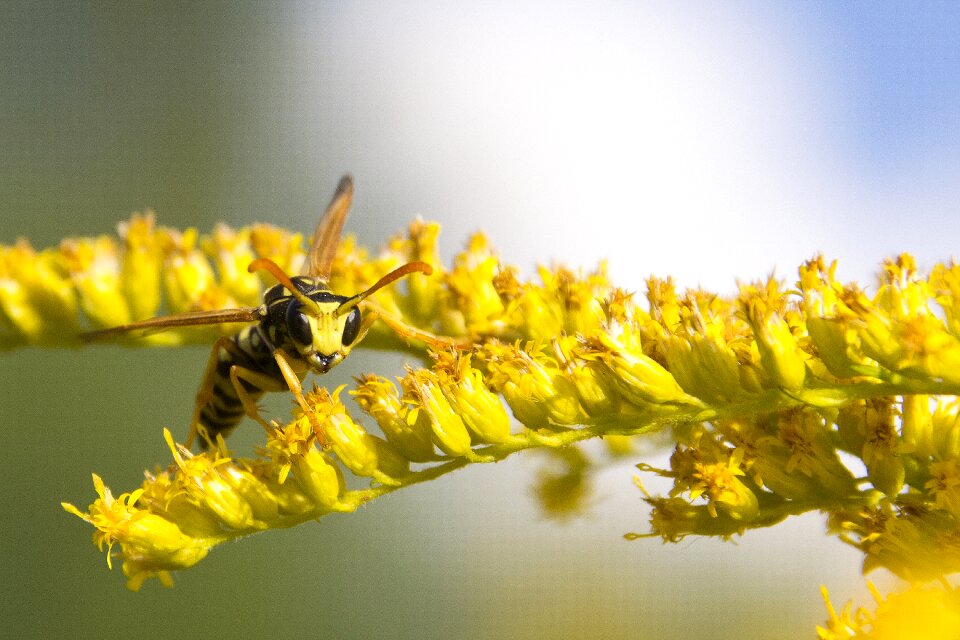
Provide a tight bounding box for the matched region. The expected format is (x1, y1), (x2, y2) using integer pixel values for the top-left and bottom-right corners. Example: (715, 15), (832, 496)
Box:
(81, 307), (262, 342)
(306, 174), (354, 279)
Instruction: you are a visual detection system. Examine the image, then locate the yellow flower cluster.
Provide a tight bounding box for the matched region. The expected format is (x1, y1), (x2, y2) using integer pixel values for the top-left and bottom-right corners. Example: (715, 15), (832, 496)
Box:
(0, 214), (304, 347)
(11, 213), (957, 617)
(818, 582), (960, 640)
(630, 257), (960, 585)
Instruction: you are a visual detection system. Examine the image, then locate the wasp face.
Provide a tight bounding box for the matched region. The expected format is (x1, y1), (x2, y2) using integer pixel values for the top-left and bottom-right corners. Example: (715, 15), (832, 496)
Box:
(284, 294), (362, 374)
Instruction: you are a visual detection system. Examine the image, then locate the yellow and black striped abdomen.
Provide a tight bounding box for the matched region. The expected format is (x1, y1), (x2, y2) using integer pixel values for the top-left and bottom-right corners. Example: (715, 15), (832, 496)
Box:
(197, 325), (283, 441)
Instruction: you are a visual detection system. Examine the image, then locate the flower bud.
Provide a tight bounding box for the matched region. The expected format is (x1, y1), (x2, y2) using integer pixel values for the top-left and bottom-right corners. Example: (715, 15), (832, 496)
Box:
(190, 469), (256, 531)
(291, 449), (345, 510)
(867, 453), (906, 498)
(202, 224), (261, 307)
(592, 329), (698, 407)
(664, 335), (749, 404)
(444, 233), (505, 333)
(316, 409), (409, 485)
(861, 399), (905, 497)
(60, 236), (132, 329)
(405, 219), (442, 315)
(806, 317), (870, 379)
(556, 338), (621, 418)
(137, 471), (224, 538)
(159, 228), (217, 313)
(443, 365), (513, 444)
(249, 224), (305, 276)
(118, 212), (162, 320)
(742, 298), (807, 391)
(482, 342), (586, 428)
(901, 395), (935, 458)
(216, 464), (280, 523)
(353, 375), (438, 462)
(162, 431), (256, 530)
(404, 370), (477, 458)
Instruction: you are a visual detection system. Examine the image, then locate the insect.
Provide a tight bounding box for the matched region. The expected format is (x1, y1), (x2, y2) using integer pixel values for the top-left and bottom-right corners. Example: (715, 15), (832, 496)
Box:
(84, 175), (447, 448)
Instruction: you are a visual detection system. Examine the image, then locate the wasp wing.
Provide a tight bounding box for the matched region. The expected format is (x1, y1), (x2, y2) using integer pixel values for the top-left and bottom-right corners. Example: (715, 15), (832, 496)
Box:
(306, 174), (354, 279)
(81, 307), (262, 342)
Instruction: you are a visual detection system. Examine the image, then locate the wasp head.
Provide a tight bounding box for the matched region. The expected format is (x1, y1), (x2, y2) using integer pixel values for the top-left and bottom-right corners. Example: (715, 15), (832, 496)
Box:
(250, 257), (434, 374)
(284, 291), (362, 374)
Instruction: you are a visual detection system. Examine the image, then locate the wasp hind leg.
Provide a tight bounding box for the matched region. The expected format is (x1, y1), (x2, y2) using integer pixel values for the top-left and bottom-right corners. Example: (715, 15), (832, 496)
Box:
(187, 337), (286, 449)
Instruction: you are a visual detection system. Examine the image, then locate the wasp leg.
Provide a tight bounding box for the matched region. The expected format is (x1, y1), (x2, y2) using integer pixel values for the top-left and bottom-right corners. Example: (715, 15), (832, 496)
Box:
(187, 337), (285, 448)
(272, 348), (330, 448)
(363, 301), (472, 350)
(229, 365), (287, 433)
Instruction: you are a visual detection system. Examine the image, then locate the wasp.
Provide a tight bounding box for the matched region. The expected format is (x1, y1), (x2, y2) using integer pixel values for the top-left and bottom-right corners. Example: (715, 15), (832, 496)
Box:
(84, 175), (446, 448)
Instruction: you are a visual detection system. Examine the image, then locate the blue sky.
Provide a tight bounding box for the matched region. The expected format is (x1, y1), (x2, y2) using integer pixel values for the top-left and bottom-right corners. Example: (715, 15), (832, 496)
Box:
(820, 3), (960, 167)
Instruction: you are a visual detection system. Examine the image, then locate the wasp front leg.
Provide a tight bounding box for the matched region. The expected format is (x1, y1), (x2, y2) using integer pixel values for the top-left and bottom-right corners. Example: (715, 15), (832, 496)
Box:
(271, 348), (331, 449)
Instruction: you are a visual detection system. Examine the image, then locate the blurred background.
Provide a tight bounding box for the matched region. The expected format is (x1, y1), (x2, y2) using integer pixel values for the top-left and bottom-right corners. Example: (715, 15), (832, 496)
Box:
(2, 1), (958, 638)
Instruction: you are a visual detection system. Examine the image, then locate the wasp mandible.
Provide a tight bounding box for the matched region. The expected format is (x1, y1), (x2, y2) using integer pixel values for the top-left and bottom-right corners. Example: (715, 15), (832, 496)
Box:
(84, 175), (445, 448)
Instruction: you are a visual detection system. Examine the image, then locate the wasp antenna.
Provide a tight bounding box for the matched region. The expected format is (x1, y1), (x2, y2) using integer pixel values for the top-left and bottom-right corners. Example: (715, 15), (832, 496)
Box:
(334, 174), (353, 197)
(248, 258), (322, 314)
(337, 261), (433, 315)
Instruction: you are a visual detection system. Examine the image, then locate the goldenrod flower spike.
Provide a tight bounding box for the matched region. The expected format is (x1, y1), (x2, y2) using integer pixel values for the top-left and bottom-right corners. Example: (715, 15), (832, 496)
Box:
(37, 214), (960, 631)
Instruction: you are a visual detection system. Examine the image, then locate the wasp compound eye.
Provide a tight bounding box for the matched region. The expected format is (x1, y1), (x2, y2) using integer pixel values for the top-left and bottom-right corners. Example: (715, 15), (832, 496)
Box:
(285, 302), (313, 346)
(341, 307), (361, 346)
